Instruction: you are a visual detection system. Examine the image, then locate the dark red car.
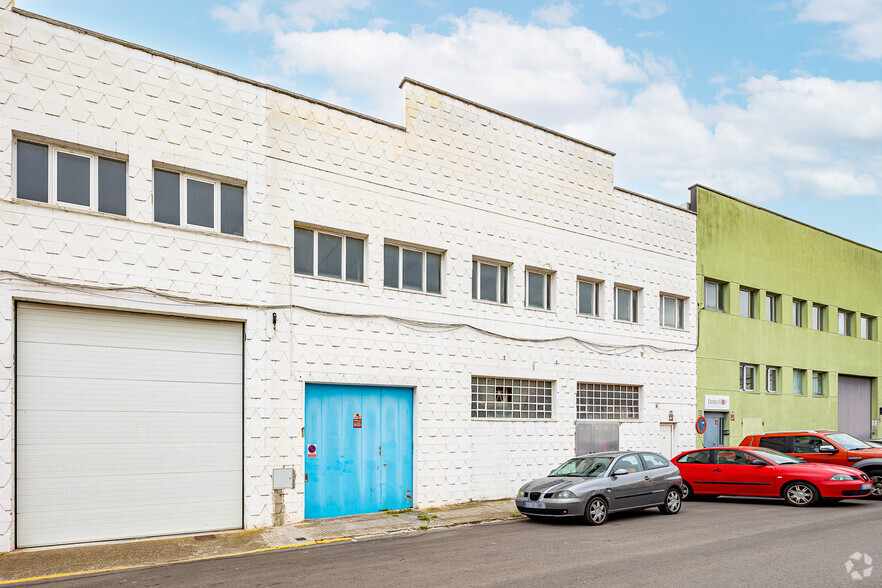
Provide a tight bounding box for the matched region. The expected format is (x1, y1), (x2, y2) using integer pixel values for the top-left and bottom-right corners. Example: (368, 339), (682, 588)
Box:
(673, 446), (872, 506)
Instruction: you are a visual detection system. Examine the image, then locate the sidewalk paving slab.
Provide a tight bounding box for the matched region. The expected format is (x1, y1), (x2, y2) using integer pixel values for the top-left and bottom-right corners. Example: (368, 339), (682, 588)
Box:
(0, 499), (520, 584)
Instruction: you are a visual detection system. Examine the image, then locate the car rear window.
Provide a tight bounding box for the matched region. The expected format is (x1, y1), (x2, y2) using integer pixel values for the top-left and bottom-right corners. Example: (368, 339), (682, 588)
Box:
(641, 453), (669, 470)
(758, 436), (788, 452)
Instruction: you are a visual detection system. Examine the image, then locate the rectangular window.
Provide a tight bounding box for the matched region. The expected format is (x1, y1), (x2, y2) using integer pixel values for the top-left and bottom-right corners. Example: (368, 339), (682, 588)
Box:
(793, 369), (806, 396)
(526, 270), (553, 310)
(739, 288), (755, 318)
(470, 377), (552, 419)
(812, 304), (826, 331)
(472, 260), (509, 304)
(16, 138), (126, 215)
(766, 293), (779, 322)
(860, 315), (874, 340)
(578, 280), (600, 317)
(153, 168), (244, 236)
(704, 279), (724, 312)
(792, 299), (804, 327)
(659, 295), (686, 329)
(812, 371), (826, 397)
(384, 244), (442, 294)
(740, 364), (756, 392)
(294, 227), (364, 283)
(838, 310), (853, 336)
(577, 383), (640, 421)
(615, 286), (640, 323)
(766, 367), (779, 394)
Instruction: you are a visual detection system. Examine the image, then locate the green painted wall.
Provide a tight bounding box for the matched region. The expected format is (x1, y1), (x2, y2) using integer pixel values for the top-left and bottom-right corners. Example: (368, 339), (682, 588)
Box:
(694, 186), (882, 446)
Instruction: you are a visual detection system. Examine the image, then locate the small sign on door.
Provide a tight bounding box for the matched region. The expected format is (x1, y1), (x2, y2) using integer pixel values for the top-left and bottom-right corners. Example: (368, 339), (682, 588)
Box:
(353, 413), (362, 429)
(307, 444), (317, 458)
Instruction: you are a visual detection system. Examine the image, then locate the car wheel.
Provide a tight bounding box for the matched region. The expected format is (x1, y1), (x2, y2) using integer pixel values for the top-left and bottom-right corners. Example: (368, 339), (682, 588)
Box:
(658, 487), (682, 515)
(866, 470), (882, 499)
(783, 482), (819, 506)
(682, 482), (694, 501)
(584, 497), (608, 526)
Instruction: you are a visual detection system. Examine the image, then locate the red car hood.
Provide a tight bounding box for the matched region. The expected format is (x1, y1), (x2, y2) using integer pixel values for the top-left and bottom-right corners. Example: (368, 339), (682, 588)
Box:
(776, 462), (866, 477)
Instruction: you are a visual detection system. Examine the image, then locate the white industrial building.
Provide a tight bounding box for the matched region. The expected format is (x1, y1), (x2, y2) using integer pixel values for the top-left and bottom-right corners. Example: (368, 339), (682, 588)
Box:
(0, 3), (696, 551)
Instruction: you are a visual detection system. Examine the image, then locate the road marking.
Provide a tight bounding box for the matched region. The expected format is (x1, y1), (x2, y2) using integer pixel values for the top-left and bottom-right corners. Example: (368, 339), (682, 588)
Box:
(0, 537), (352, 585)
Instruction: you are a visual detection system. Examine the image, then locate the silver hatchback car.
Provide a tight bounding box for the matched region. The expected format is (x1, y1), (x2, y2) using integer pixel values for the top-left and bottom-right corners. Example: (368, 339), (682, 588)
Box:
(515, 451), (684, 525)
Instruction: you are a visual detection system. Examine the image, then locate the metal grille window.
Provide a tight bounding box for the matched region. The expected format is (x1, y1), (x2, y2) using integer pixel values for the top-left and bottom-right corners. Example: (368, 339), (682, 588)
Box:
(470, 377), (552, 419)
(577, 383), (640, 421)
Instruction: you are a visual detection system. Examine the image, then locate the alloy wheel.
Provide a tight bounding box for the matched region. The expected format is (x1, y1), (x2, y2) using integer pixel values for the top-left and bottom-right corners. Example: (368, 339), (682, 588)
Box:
(870, 474), (882, 498)
(786, 484), (814, 505)
(586, 498), (608, 525)
(666, 490), (681, 512)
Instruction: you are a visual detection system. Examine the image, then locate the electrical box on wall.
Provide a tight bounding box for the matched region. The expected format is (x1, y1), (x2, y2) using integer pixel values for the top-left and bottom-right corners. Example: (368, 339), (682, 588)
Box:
(272, 468), (294, 490)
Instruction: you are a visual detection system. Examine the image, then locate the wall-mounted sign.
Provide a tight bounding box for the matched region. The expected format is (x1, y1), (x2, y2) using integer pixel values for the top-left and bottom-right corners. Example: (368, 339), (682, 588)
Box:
(730, 413), (735, 421)
(696, 416), (707, 434)
(307, 444), (317, 458)
(353, 413), (362, 429)
(704, 395), (730, 410)
(668, 411), (674, 422)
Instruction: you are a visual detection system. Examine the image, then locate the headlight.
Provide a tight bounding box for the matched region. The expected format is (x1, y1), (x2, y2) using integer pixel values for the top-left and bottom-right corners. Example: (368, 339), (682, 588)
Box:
(830, 474), (854, 481)
(518, 490), (528, 497)
(550, 490), (576, 499)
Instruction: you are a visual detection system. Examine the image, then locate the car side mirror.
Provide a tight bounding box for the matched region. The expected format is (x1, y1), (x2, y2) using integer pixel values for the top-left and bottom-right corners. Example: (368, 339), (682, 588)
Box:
(612, 468), (629, 477)
(750, 459), (767, 466)
(819, 444), (837, 453)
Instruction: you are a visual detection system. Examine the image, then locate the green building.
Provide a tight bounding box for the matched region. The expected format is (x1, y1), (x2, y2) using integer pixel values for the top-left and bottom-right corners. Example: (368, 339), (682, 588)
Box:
(691, 185), (881, 447)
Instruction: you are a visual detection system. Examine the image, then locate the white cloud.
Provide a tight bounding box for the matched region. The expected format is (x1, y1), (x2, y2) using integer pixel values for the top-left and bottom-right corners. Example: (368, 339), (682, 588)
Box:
(531, 1), (579, 27)
(213, 3), (882, 204)
(212, 0), (371, 33)
(796, 0), (882, 60)
(605, 0), (669, 20)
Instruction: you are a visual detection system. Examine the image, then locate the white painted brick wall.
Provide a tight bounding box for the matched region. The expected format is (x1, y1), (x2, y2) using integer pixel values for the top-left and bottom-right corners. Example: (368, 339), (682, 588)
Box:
(0, 8), (696, 551)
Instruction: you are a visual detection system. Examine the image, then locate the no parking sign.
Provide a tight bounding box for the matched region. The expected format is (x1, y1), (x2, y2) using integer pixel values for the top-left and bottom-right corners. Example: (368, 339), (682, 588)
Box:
(307, 444), (317, 458)
(695, 416), (707, 434)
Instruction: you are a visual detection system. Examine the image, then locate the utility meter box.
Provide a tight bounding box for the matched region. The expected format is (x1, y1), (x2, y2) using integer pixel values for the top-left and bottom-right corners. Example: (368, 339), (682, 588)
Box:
(272, 468), (294, 490)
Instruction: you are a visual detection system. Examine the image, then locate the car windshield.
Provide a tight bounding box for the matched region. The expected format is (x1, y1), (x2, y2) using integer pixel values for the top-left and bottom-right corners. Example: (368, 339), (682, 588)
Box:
(826, 433), (871, 450)
(750, 448), (803, 465)
(550, 457), (614, 477)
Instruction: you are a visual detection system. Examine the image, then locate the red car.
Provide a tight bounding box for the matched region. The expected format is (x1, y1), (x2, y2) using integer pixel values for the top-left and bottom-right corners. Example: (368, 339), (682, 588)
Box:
(673, 446), (872, 506)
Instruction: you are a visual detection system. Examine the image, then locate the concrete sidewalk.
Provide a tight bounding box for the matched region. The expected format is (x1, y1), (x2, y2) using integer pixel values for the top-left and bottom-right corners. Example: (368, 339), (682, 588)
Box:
(0, 499), (520, 584)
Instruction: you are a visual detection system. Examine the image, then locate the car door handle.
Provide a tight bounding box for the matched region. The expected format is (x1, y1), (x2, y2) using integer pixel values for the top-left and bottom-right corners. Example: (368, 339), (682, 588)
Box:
(713, 469), (722, 472)
(644, 476), (650, 480)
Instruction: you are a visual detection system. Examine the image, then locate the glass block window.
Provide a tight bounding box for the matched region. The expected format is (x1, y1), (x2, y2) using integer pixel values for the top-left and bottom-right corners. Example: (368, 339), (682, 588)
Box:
(470, 377), (552, 419)
(577, 383), (640, 421)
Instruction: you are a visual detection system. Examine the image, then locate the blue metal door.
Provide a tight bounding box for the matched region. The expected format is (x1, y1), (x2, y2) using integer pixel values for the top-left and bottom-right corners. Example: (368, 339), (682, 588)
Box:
(704, 412), (725, 447)
(304, 384), (413, 518)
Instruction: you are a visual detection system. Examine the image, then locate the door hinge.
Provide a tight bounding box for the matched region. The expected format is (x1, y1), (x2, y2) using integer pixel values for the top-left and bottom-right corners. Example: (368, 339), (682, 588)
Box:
(305, 473), (308, 482)
(379, 445), (382, 456)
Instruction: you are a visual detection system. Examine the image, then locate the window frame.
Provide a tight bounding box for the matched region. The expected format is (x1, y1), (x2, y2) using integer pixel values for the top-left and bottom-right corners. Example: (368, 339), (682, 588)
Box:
(792, 299), (804, 327)
(860, 315), (874, 340)
(704, 279), (724, 312)
(577, 279), (601, 318)
(614, 285), (641, 323)
(14, 137), (128, 216)
(812, 371), (826, 397)
(294, 226), (365, 284)
(812, 304), (826, 331)
(153, 166), (245, 236)
(525, 269), (553, 310)
(766, 366), (779, 394)
(739, 363), (757, 392)
(576, 383), (641, 421)
(792, 368), (806, 396)
(765, 293), (779, 323)
(659, 294), (686, 330)
(838, 309), (854, 336)
(384, 242), (443, 295)
(472, 259), (510, 305)
(470, 376), (553, 420)
(739, 287), (756, 318)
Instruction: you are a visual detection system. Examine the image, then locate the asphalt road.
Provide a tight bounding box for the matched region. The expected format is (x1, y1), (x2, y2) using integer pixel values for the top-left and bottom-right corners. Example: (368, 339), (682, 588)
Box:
(36, 498), (881, 587)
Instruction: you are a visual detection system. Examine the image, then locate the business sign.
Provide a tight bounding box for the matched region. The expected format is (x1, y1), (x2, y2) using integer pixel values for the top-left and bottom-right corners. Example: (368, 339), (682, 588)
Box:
(704, 395), (730, 410)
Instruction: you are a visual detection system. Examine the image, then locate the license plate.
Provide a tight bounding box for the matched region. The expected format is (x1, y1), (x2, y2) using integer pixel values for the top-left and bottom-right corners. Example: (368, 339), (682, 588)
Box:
(861, 483), (871, 490)
(525, 501), (545, 509)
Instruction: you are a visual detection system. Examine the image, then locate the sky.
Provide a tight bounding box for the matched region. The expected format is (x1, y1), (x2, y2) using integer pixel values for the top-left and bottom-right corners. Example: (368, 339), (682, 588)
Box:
(16, 0), (882, 249)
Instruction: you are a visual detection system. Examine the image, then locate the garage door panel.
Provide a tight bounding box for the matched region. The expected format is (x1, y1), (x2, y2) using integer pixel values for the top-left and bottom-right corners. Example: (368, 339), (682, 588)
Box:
(17, 410), (242, 444)
(16, 378), (242, 412)
(16, 304), (243, 548)
(17, 342), (242, 383)
(17, 305), (242, 354)
(17, 441), (243, 479)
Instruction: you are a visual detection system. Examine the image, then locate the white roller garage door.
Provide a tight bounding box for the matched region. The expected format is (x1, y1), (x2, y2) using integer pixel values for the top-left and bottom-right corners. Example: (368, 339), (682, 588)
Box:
(16, 304), (243, 548)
